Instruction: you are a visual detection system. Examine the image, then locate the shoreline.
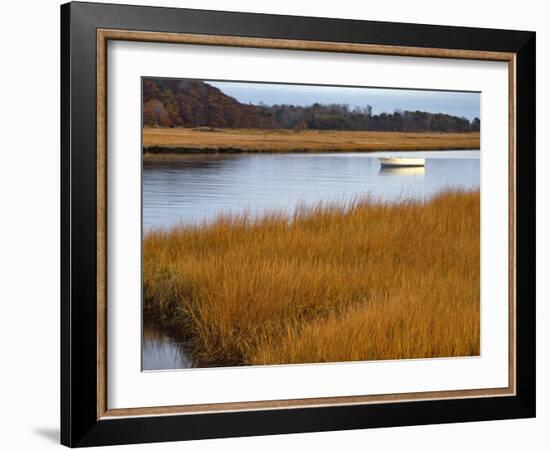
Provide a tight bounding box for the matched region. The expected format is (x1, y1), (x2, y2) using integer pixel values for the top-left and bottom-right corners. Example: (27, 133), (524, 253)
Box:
(143, 145), (480, 157)
(143, 128), (480, 156)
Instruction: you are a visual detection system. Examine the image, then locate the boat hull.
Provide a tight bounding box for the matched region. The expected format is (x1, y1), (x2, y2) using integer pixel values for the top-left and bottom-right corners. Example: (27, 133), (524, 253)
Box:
(379, 157), (425, 167)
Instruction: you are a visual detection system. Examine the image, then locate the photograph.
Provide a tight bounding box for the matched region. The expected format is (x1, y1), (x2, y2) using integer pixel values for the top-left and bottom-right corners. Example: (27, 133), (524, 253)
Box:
(141, 78), (481, 370)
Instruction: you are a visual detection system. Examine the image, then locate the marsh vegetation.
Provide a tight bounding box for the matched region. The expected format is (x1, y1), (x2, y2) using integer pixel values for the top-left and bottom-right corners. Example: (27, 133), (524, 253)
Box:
(143, 190), (480, 367)
(143, 128), (480, 154)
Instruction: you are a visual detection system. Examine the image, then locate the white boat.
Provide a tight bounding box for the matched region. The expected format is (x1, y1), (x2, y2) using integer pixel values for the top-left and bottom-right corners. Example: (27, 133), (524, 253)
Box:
(379, 157), (425, 167)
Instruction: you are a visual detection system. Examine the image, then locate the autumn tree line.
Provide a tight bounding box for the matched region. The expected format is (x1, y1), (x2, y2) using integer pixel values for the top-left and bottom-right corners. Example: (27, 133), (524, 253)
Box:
(143, 79), (480, 133)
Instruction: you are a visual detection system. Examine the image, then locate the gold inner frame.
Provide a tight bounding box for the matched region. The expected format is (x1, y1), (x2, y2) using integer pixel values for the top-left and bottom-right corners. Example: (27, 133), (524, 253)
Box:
(96, 29), (517, 420)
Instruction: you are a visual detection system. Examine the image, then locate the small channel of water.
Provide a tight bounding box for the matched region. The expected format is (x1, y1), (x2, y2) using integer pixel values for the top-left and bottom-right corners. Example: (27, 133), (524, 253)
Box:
(142, 322), (194, 370)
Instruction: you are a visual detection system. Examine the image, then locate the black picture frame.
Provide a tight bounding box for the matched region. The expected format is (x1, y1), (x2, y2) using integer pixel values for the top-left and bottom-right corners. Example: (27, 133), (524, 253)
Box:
(61, 1), (536, 447)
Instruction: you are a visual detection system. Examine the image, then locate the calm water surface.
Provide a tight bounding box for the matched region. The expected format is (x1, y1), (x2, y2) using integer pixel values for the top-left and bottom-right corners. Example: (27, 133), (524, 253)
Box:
(142, 149), (479, 370)
(143, 150), (480, 230)
(142, 323), (193, 370)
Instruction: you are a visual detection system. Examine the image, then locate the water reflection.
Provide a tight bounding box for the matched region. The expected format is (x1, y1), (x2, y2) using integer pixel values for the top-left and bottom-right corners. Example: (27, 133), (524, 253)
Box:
(142, 323), (194, 370)
(378, 166), (425, 176)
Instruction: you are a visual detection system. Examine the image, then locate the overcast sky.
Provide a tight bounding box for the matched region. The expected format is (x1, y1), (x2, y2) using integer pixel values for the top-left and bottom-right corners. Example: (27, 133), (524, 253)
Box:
(209, 81), (480, 121)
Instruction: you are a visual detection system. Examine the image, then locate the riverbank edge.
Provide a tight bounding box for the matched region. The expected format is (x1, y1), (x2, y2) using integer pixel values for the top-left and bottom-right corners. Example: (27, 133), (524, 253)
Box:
(142, 310), (237, 368)
(143, 145), (481, 156)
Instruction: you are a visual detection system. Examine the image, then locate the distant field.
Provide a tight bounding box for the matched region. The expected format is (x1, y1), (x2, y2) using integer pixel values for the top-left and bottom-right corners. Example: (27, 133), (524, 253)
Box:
(143, 190), (480, 367)
(143, 128), (480, 154)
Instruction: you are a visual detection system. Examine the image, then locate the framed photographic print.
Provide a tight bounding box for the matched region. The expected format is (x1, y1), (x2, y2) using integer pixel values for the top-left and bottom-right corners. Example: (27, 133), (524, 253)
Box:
(61, 1), (536, 447)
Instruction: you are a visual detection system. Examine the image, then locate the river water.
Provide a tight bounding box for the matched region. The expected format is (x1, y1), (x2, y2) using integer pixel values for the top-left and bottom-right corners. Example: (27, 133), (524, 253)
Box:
(143, 150), (480, 230)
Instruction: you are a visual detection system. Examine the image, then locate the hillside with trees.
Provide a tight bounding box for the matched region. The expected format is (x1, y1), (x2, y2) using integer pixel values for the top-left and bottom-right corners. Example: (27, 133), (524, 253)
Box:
(143, 78), (480, 133)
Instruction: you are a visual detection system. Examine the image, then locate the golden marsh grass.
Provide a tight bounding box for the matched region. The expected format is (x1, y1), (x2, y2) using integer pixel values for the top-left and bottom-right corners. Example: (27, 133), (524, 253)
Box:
(143, 190), (480, 367)
(143, 128), (480, 154)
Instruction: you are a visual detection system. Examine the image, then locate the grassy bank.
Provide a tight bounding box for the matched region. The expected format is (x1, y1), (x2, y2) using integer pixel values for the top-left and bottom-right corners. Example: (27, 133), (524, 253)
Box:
(143, 190), (480, 367)
(143, 128), (480, 154)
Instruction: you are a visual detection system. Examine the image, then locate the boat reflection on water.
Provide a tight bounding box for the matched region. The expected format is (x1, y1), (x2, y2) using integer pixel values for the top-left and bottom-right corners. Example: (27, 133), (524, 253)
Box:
(378, 165), (425, 176)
